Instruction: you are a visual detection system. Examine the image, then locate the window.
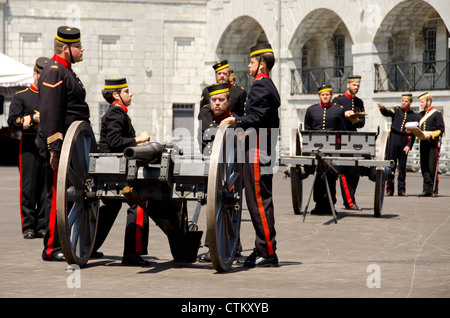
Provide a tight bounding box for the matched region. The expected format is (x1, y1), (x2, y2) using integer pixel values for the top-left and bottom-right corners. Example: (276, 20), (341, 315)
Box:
(334, 36), (345, 77)
(172, 103), (194, 136)
(424, 28), (436, 74)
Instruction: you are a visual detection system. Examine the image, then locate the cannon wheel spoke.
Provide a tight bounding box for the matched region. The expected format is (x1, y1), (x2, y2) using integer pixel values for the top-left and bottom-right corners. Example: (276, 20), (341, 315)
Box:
(57, 121), (98, 266)
(206, 125), (243, 272)
(374, 131), (388, 217)
(289, 128), (303, 215)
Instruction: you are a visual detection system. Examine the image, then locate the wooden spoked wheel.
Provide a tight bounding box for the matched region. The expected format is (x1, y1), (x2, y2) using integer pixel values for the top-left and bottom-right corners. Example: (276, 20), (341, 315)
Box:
(374, 131), (389, 217)
(57, 121), (99, 266)
(206, 125), (243, 272)
(289, 128), (303, 215)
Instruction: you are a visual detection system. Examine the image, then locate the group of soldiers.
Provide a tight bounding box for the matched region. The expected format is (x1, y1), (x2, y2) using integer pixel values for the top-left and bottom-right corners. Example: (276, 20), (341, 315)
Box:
(303, 78), (445, 215)
(8, 26), (281, 268)
(8, 26), (153, 265)
(7, 24), (445, 268)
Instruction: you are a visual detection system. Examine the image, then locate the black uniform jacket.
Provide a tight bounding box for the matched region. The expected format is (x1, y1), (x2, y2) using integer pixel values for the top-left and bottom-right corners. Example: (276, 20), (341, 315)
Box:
(304, 102), (346, 131)
(37, 54), (90, 154)
(198, 105), (236, 154)
(200, 82), (247, 117)
(98, 103), (137, 153)
(379, 106), (416, 148)
(332, 92), (365, 131)
(235, 75), (280, 130)
(417, 107), (445, 142)
(8, 84), (40, 134)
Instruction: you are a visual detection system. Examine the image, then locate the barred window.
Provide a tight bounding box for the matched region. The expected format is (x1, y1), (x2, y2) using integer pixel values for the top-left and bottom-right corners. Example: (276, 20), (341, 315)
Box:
(334, 36), (345, 77)
(423, 28), (436, 74)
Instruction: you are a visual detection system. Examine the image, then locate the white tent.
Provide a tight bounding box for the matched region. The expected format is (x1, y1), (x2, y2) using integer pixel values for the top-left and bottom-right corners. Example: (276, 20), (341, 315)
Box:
(0, 53), (33, 130)
(0, 53), (33, 87)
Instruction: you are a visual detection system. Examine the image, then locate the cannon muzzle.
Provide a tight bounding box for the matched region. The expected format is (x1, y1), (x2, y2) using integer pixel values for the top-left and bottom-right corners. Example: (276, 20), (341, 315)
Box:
(124, 142), (167, 163)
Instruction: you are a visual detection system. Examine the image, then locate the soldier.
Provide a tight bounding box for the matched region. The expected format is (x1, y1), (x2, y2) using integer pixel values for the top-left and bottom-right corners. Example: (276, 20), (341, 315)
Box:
(200, 60), (247, 116)
(7, 57), (49, 239)
(415, 92), (445, 196)
(37, 26), (90, 261)
(198, 82), (237, 155)
(230, 70), (236, 85)
(94, 78), (151, 266)
(304, 84), (346, 214)
(378, 94), (416, 196)
(332, 75), (365, 211)
(197, 82), (238, 262)
(220, 43), (280, 267)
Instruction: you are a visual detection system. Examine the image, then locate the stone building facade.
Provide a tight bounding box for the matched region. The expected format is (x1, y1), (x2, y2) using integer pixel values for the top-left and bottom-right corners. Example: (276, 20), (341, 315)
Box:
(1, 0), (449, 168)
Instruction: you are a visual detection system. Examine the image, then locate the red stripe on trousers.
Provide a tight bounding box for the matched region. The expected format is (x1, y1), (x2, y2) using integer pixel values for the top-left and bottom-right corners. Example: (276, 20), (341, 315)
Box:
(253, 143), (274, 256)
(340, 174), (353, 207)
(46, 169), (58, 258)
(136, 205), (143, 254)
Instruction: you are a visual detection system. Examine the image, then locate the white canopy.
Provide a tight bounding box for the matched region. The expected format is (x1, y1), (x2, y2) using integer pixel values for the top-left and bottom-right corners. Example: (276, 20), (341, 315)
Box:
(0, 53), (33, 87)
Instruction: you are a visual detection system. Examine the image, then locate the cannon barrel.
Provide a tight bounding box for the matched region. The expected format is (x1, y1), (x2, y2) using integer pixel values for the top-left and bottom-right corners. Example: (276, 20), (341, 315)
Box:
(124, 142), (176, 163)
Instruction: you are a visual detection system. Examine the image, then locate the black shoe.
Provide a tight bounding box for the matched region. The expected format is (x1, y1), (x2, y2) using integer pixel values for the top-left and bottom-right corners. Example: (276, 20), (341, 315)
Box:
(398, 192), (407, 197)
(417, 192), (432, 197)
(197, 251), (211, 262)
(91, 251), (104, 258)
(311, 207), (332, 215)
(122, 254), (150, 266)
(243, 250), (257, 268)
(36, 230), (46, 238)
(23, 230), (34, 239)
(255, 254), (279, 267)
(386, 191), (393, 196)
(43, 252), (65, 262)
(346, 204), (361, 211)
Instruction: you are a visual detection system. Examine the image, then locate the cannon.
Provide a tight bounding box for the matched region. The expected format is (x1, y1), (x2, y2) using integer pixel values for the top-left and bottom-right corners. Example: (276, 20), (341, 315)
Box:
(280, 128), (393, 222)
(56, 121), (243, 272)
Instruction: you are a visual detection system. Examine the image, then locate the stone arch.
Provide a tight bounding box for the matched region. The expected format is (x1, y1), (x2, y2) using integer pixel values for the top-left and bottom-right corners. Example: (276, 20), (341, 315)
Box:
(288, 8), (353, 93)
(374, 0), (449, 91)
(215, 15), (269, 90)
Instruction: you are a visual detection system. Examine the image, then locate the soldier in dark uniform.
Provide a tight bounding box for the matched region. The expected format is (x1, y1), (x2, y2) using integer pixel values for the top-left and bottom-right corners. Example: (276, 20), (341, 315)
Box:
(198, 82), (237, 155)
(200, 60), (247, 116)
(415, 92), (445, 196)
(197, 82), (237, 262)
(378, 94), (416, 196)
(220, 43), (280, 267)
(7, 57), (49, 239)
(94, 78), (151, 266)
(304, 84), (346, 214)
(37, 26), (89, 261)
(332, 75), (365, 211)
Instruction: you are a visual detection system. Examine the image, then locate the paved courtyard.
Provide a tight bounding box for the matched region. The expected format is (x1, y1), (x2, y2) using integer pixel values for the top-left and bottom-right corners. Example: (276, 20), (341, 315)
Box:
(0, 164), (449, 306)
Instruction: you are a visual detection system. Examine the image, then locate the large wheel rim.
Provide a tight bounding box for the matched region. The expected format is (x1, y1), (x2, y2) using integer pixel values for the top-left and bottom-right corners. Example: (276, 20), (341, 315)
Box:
(57, 121), (98, 266)
(290, 128), (302, 215)
(374, 131), (388, 217)
(206, 125), (243, 272)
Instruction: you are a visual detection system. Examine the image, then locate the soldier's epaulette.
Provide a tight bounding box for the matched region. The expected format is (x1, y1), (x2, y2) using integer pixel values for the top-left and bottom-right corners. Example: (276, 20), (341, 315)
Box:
(15, 88), (29, 95)
(202, 104), (210, 108)
(255, 77), (264, 81)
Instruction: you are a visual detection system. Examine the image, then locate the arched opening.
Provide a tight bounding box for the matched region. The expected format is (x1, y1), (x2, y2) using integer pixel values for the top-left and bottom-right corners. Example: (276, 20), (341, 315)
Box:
(289, 9), (353, 94)
(215, 16), (268, 91)
(374, 0), (450, 92)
